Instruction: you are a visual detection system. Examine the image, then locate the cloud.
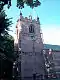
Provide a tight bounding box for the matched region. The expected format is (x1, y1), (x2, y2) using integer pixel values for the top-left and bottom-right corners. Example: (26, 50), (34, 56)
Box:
(41, 24), (60, 45)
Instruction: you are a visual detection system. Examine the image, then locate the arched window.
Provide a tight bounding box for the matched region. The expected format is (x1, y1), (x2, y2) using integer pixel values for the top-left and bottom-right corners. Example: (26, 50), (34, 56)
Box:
(29, 24), (34, 33)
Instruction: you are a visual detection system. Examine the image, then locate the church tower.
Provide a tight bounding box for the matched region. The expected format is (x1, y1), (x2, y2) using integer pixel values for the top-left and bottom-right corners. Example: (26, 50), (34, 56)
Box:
(14, 12), (45, 80)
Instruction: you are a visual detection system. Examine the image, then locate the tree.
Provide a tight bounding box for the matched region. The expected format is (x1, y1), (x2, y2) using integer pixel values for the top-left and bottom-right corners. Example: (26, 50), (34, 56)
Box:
(0, 33), (15, 80)
(0, 0), (41, 9)
(0, 1), (12, 35)
(0, 1), (13, 57)
(17, 0), (41, 9)
(0, 10), (12, 34)
(0, 33), (15, 61)
(0, 1), (15, 79)
(0, 0), (13, 57)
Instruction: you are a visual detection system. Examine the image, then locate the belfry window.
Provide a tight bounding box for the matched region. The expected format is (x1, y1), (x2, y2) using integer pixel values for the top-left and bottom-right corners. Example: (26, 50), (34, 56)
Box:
(29, 24), (34, 33)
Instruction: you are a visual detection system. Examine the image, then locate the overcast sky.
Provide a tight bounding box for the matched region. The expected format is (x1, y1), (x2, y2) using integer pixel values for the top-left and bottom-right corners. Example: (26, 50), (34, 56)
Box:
(4, 0), (60, 45)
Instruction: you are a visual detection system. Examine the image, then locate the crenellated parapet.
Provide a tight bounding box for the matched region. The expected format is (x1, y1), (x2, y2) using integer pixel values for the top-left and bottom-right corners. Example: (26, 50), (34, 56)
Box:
(17, 11), (40, 24)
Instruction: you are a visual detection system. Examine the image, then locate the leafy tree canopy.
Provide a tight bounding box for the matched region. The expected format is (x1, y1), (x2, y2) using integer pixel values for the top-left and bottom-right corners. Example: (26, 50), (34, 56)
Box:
(0, 0), (41, 9)
(0, 32), (15, 61)
(17, 0), (41, 9)
(0, 10), (12, 35)
(0, 1), (15, 61)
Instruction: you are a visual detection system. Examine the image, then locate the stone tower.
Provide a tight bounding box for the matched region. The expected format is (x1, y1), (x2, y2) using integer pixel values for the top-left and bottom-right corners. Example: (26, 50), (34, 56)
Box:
(14, 12), (45, 80)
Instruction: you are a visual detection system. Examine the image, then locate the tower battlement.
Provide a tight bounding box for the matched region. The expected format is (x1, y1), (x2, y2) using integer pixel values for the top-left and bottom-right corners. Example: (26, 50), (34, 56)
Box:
(18, 12), (40, 24)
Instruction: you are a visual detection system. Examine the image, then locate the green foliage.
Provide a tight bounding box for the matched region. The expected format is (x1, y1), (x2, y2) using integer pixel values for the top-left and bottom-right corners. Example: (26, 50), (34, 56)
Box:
(0, 1), (14, 60)
(0, 2), (13, 60)
(0, 10), (12, 34)
(0, 0), (41, 9)
(17, 0), (41, 9)
(0, 56), (13, 79)
(0, 1), (4, 11)
(0, 0), (11, 9)
(0, 1), (15, 79)
(0, 33), (15, 61)
(0, 34), (15, 79)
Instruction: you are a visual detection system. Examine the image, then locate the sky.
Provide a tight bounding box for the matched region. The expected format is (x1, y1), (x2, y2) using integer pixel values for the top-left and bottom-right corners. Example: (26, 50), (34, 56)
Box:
(4, 0), (60, 45)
